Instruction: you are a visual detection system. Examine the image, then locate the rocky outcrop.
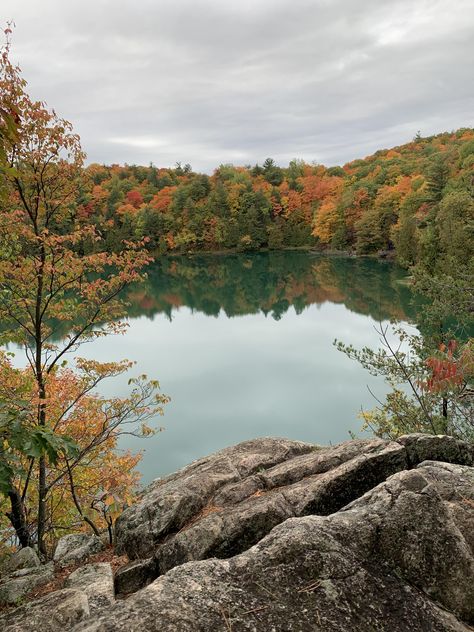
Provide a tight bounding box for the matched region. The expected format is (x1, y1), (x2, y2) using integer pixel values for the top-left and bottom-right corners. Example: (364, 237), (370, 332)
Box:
(2, 547), (41, 574)
(113, 557), (155, 596)
(115, 437), (314, 560)
(74, 458), (474, 631)
(0, 533), (110, 608)
(343, 461), (474, 620)
(114, 434), (474, 592)
(1, 434), (473, 631)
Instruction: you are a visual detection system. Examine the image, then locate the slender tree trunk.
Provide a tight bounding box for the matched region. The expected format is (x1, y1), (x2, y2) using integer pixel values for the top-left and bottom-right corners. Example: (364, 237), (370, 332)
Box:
(441, 396), (449, 434)
(6, 486), (32, 548)
(35, 243), (48, 557)
(36, 379), (48, 556)
(37, 455), (47, 556)
(105, 514), (113, 546)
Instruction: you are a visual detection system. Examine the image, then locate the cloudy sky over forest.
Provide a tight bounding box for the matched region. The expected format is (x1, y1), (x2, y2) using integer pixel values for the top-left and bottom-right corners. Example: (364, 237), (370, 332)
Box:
(2, 0), (474, 172)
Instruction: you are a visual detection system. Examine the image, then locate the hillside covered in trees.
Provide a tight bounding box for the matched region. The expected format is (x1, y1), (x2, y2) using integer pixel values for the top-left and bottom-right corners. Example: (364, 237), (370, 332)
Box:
(77, 128), (474, 267)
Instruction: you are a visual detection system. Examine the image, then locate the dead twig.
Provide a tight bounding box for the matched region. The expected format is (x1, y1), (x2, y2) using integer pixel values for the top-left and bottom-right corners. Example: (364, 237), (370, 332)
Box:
(240, 605), (269, 616)
(219, 605), (233, 632)
(254, 581), (277, 599)
(297, 579), (322, 593)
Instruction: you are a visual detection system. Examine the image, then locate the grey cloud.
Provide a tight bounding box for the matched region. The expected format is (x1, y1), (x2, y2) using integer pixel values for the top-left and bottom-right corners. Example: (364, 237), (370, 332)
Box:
(2, 0), (473, 172)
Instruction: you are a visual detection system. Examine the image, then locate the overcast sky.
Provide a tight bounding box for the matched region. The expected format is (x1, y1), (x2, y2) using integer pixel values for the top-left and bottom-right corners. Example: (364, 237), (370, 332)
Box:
(2, 0), (474, 172)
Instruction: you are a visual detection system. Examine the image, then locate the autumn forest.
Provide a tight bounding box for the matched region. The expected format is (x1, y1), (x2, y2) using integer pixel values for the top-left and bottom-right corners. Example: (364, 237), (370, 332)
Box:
(79, 128), (474, 270)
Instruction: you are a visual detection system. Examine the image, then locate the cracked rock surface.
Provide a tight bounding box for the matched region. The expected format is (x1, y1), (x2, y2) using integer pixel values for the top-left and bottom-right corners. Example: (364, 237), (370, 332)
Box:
(0, 588), (89, 631)
(54, 534), (105, 567)
(66, 563), (115, 613)
(75, 458), (474, 631)
(1, 434), (473, 631)
(2, 547), (41, 574)
(0, 563), (54, 605)
(114, 434), (473, 589)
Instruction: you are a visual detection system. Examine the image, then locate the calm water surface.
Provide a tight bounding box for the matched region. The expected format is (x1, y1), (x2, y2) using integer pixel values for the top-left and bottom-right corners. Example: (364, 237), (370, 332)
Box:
(76, 252), (415, 483)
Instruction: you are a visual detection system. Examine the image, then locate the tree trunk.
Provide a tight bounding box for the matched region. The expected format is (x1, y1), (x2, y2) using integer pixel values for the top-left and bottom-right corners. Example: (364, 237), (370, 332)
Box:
(35, 242), (48, 558)
(37, 456), (47, 557)
(6, 487), (32, 548)
(66, 461), (100, 537)
(441, 396), (449, 434)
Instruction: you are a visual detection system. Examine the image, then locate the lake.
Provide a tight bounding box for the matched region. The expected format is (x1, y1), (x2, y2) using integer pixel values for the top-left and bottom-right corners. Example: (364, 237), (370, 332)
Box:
(75, 251), (415, 484)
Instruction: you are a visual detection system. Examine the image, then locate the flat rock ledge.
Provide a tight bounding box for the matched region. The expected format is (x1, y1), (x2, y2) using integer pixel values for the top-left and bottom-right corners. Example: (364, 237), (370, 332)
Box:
(0, 433), (473, 631)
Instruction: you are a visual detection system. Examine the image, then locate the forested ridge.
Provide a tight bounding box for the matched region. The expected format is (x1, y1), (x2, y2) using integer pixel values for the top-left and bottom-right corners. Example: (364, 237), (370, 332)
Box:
(79, 128), (474, 267)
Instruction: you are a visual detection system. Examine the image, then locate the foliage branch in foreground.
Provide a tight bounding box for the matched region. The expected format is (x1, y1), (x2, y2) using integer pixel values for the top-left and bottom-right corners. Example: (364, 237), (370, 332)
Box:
(336, 263), (474, 441)
(0, 27), (168, 556)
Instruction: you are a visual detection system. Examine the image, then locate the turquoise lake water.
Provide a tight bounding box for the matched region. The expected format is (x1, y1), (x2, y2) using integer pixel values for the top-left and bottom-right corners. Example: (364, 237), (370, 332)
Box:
(74, 251), (415, 483)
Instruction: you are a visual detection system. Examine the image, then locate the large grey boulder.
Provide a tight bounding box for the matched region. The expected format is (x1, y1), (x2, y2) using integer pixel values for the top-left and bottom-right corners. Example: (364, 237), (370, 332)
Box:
(74, 460), (474, 631)
(2, 547), (41, 575)
(115, 437), (314, 560)
(0, 588), (89, 631)
(66, 563), (114, 613)
(115, 434), (474, 592)
(54, 533), (105, 567)
(342, 461), (474, 621)
(0, 562), (54, 606)
(398, 433), (474, 466)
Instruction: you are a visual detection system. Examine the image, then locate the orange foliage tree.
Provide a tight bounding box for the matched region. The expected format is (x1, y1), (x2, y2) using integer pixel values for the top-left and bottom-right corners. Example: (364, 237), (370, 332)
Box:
(0, 28), (168, 555)
(0, 353), (168, 552)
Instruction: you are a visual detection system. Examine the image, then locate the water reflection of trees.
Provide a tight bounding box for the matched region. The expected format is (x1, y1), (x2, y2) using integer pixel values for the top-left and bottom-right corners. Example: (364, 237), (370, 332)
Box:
(125, 252), (416, 322)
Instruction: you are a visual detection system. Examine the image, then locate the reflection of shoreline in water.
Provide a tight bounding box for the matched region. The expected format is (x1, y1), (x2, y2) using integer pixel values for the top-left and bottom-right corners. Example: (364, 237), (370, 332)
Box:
(125, 252), (415, 323)
(0, 252), (416, 345)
